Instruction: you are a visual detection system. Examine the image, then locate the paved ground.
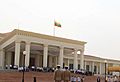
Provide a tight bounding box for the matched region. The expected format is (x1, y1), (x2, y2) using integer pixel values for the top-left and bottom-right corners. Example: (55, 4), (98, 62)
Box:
(0, 71), (105, 82)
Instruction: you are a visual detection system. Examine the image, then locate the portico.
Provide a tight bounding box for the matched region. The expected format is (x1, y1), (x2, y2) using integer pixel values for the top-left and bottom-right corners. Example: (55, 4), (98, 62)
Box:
(0, 29), (86, 69)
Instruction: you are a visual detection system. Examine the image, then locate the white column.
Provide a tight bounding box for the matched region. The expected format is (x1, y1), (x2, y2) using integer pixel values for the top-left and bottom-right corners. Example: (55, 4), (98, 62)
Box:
(21, 54), (24, 67)
(43, 44), (48, 67)
(35, 54), (40, 67)
(55, 56), (57, 67)
(106, 63), (108, 74)
(74, 49), (78, 69)
(58, 46), (64, 68)
(25, 42), (30, 67)
(80, 51), (84, 69)
(68, 59), (69, 68)
(39, 55), (42, 67)
(99, 62), (102, 74)
(92, 62), (94, 73)
(49, 56), (52, 67)
(89, 62), (92, 71)
(14, 41), (20, 67)
(0, 49), (5, 69)
(97, 65), (98, 74)
(6, 52), (12, 66)
(84, 61), (86, 70)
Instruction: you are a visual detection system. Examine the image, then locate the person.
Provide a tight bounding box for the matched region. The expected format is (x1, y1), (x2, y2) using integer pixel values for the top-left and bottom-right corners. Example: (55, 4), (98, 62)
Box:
(110, 77), (114, 82)
(73, 76), (77, 82)
(62, 65), (71, 82)
(113, 75), (118, 82)
(97, 76), (100, 82)
(107, 76), (111, 82)
(119, 76), (120, 82)
(70, 75), (74, 82)
(54, 65), (63, 82)
(77, 76), (81, 82)
(81, 76), (84, 82)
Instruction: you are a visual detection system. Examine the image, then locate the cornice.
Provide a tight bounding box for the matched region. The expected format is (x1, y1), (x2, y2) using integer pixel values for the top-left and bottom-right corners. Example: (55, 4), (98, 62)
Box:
(84, 55), (120, 63)
(0, 29), (87, 45)
(15, 29), (87, 45)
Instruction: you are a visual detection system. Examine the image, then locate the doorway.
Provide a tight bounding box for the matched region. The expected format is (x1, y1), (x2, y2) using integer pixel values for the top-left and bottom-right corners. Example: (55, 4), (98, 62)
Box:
(30, 57), (35, 66)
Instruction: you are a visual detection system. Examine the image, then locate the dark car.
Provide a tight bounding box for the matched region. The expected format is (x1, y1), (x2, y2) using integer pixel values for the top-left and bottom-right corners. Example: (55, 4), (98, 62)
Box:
(48, 67), (55, 72)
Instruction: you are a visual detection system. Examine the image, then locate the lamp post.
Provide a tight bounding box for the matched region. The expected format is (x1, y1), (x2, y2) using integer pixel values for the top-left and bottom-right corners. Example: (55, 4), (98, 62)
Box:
(22, 51), (26, 82)
(104, 60), (107, 82)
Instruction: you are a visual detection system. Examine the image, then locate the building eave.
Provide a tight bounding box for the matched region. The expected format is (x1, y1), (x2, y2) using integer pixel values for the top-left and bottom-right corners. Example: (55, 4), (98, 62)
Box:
(0, 29), (87, 45)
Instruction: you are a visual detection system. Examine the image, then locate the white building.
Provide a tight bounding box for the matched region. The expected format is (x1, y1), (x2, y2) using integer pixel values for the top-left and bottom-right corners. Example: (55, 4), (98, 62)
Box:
(0, 29), (120, 74)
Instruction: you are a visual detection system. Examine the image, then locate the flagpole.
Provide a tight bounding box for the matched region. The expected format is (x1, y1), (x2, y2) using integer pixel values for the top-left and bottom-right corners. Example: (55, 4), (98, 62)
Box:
(53, 26), (55, 36)
(17, 24), (19, 30)
(53, 20), (55, 36)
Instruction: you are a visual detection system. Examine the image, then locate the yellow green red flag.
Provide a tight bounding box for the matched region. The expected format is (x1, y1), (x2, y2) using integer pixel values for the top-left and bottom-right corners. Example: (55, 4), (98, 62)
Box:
(54, 21), (61, 27)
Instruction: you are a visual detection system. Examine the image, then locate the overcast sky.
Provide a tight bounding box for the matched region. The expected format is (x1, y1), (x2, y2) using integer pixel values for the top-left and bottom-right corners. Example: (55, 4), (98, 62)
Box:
(0, 0), (120, 60)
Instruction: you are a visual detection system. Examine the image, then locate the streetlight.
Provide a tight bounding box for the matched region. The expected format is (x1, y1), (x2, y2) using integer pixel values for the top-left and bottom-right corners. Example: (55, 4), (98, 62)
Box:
(22, 51), (26, 82)
(104, 60), (107, 82)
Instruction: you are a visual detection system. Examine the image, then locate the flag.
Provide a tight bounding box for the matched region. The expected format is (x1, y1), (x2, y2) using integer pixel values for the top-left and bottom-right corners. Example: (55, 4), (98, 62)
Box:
(54, 21), (61, 27)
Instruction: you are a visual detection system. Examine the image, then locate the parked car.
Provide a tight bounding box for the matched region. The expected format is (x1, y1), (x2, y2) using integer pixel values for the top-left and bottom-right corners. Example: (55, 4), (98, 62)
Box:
(36, 67), (43, 72)
(47, 67), (55, 72)
(9, 65), (13, 69)
(69, 69), (74, 73)
(30, 66), (36, 71)
(18, 67), (23, 72)
(75, 69), (86, 75)
(13, 65), (18, 70)
(18, 66), (29, 72)
(43, 67), (49, 72)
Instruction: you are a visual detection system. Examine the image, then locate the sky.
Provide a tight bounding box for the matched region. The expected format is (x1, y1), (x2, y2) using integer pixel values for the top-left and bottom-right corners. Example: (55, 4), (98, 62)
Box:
(0, 0), (120, 60)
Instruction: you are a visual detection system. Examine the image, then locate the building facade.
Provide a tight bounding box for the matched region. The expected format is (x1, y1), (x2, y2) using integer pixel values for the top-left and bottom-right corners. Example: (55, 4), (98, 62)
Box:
(0, 29), (120, 75)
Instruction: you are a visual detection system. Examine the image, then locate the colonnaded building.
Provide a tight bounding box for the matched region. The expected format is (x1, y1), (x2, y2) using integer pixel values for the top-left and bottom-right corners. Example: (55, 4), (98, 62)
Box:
(0, 29), (120, 74)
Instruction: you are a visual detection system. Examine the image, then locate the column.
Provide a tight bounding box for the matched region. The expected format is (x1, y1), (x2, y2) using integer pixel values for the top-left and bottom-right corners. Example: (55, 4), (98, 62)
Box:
(97, 65), (98, 74)
(35, 54), (40, 67)
(0, 49), (5, 69)
(21, 54), (24, 67)
(106, 63), (108, 74)
(49, 56), (52, 67)
(58, 46), (64, 68)
(99, 62), (102, 74)
(89, 62), (92, 71)
(55, 56), (57, 67)
(80, 50), (84, 69)
(14, 41), (20, 67)
(74, 49), (78, 69)
(92, 61), (94, 73)
(67, 59), (69, 68)
(84, 61), (86, 70)
(43, 44), (48, 67)
(6, 52), (12, 66)
(25, 42), (30, 67)
(39, 55), (42, 67)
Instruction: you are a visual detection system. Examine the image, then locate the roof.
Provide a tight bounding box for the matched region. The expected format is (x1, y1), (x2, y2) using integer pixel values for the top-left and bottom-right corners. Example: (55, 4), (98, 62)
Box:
(0, 32), (10, 42)
(0, 32), (10, 37)
(0, 29), (87, 45)
(84, 54), (120, 62)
